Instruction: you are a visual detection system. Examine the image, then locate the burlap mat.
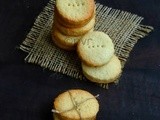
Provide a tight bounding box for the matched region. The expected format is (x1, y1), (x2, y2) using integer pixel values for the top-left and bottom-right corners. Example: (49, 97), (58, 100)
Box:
(20, 0), (153, 89)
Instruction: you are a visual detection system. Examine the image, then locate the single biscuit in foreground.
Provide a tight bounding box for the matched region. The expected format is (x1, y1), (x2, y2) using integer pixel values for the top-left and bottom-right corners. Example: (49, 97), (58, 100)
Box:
(82, 55), (122, 84)
(55, 16), (95, 36)
(55, 0), (95, 26)
(53, 89), (99, 120)
(77, 31), (115, 67)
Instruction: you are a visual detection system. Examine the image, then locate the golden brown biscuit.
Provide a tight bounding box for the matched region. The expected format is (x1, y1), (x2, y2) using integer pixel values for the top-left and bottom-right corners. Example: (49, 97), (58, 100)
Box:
(55, 0), (95, 26)
(52, 32), (75, 51)
(51, 26), (94, 51)
(77, 31), (115, 67)
(82, 55), (122, 84)
(52, 27), (94, 49)
(53, 89), (99, 120)
(55, 16), (95, 36)
(54, 7), (96, 28)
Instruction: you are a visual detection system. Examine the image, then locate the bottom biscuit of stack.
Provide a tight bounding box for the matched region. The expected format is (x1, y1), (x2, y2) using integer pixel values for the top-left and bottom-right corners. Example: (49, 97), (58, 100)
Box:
(82, 55), (122, 84)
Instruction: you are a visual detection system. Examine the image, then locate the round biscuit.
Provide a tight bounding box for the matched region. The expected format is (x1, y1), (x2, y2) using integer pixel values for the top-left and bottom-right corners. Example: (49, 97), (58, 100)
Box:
(77, 31), (115, 66)
(52, 28), (80, 48)
(52, 32), (75, 51)
(52, 26), (93, 50)
(54, 89), (99, 120)
(54, 7), (96, 28)
(55, 0), (95, 26)
(55, 16), (95, 36)
(82, 55), (122, 84)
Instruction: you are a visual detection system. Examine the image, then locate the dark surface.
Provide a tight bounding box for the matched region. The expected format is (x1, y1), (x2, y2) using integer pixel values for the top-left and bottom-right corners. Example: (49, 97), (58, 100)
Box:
(0, 0), (160, 120)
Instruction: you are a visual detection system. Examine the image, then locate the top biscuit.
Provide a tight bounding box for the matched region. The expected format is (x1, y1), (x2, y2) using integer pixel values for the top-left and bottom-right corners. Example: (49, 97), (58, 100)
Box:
(55, 0), (95, 26)
(77, 31), (115, 66)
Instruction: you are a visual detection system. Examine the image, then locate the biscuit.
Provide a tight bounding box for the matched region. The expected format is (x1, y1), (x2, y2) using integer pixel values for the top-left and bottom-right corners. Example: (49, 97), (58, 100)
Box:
(55, 0), (95, 26)
(52, 32), (75, 51)
(55, 16), (95, 36)
(54, 7), (96, 28)
(53, 89), (99, 120)
(82, 55), (122, 84)
(52, 27), (94, 49)
(77, 31), (115, 66)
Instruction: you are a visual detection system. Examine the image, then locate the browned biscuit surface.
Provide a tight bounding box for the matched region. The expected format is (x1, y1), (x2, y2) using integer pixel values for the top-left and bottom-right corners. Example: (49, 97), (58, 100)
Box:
(52, 27), (94, 50)
(54, 89), (99, 120)
(51, 31), (75, 51)
(55, 16), (95, 36)
(55, 0), (95, 26)
(54, 7), (95, 28)
(82, 55), (122, 84)
(77, 31), (115, 67)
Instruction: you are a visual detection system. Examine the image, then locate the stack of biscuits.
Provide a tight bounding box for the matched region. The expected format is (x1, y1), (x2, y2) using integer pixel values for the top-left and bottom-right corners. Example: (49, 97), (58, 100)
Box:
(77, 31), (122, 84)
(53, 89), (99, 120)
(52, 0), (96, 50)
(51, 0), (122, 84)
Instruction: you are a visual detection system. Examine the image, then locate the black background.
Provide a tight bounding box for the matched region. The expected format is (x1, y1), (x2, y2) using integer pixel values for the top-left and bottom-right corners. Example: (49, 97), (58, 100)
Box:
(0, 0), (160, 120)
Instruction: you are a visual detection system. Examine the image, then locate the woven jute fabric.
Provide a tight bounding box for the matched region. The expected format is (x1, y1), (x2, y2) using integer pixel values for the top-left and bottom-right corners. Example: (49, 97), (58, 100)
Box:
(20, 0), (153, 89)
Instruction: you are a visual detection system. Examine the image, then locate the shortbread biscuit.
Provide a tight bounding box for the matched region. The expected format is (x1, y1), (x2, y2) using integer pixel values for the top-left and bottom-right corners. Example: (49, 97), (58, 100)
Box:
(55, 0), (95, 26)
(53, 89), (99, 120)
(55, 16), (95, 36)
(52, 27), (94, 49)
(82, 55), (122, 84)
(77, 31), (115, 66)
(54, 7), (96, 28)
(52, 32), (75, 50)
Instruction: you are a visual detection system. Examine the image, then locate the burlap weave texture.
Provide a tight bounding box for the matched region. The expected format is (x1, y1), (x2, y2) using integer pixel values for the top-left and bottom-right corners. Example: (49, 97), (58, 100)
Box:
(20, 0), (153, 88)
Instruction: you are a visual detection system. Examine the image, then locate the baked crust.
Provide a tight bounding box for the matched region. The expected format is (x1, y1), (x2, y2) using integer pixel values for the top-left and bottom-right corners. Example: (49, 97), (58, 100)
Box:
(55, 0), (95, 26)
(53, 89), (99, 120)
(77, 31), (115, 67)
(82, 55), (122, 84)
(55, 16), (95, 36)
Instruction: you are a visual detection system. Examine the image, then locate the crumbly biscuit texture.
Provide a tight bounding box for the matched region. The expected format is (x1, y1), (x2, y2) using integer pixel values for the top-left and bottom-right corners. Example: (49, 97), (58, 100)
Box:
(54, 89), (99, 120)
(82, 55), (122, 83)
(55, 0), (95, 25)
(77, 31), (115, 66)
